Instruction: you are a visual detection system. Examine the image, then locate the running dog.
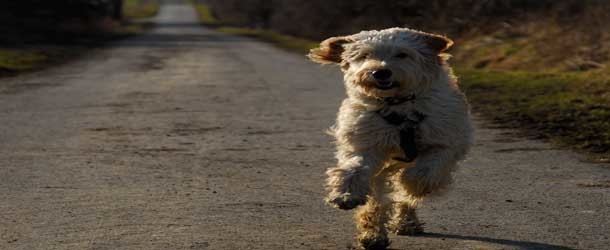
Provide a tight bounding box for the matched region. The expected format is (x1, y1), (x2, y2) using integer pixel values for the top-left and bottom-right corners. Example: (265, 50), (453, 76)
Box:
(308, 27), (474, 250)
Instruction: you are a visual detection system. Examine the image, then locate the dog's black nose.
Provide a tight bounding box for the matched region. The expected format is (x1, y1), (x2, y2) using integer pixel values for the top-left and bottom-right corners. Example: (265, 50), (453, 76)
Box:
(372, 69), (392, 81)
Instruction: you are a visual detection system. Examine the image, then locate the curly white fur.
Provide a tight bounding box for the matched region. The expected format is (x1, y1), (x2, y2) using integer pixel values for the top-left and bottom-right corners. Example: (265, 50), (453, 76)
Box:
(309, 27), (474, 250)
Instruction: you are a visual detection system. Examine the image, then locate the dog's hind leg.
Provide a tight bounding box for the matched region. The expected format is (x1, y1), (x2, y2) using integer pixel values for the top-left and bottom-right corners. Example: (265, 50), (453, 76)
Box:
(390, 199), (424, 235)
(381, 163), (425, 235)
(390, 173), (429, 236)
(355, 168), (393, 250)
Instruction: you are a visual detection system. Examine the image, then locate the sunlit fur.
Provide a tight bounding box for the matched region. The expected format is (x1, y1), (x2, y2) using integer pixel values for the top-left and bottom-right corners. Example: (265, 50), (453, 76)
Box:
(309, 27), (474, 250)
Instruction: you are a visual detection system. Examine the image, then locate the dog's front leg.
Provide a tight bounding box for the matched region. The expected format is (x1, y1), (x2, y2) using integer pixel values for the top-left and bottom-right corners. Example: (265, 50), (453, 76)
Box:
(325, 148), (386, 210)
(401, 148), (459, 197)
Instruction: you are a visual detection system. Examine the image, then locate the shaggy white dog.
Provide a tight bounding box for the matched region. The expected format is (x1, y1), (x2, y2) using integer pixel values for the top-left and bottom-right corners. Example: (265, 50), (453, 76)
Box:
(308, 27), (474, 250)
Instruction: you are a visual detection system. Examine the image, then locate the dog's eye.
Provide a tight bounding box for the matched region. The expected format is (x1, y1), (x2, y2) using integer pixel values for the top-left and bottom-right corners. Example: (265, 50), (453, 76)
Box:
(395, 52), (408, 59)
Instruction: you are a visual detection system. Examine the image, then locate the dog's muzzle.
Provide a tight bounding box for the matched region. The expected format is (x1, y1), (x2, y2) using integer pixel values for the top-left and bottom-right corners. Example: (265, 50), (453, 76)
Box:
(371, 69), (399, 90)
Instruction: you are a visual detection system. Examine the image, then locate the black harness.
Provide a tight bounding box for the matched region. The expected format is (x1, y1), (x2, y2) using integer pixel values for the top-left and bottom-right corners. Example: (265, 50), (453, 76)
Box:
(376, 95), (425, 163)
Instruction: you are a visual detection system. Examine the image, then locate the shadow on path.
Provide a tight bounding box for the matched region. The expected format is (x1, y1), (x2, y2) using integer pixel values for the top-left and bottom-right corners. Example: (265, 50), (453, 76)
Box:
(393, 233), (576, 250)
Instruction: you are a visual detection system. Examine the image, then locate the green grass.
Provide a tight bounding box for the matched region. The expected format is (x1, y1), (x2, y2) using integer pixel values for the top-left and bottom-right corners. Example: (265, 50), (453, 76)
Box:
(458, 68), (610, 159)
(192, 1), (218, 25)
(0, 47), (82, 76)
(0, 49), (48, 71)
(123, 0), (159, 20)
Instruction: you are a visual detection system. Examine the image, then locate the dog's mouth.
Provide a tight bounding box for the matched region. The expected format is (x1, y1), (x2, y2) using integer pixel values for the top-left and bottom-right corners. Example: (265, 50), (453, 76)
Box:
(375, 81), (399, 90)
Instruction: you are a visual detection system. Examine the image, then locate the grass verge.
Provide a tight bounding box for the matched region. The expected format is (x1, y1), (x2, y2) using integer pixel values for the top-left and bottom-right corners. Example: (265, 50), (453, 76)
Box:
(458, 68), (610, 160)
(0, 49), (52, 73)
(191, 1), (609, 161)
(192, 1), (218, 25)
(124, 0), (160, 20)
(216, 27), (317, 54)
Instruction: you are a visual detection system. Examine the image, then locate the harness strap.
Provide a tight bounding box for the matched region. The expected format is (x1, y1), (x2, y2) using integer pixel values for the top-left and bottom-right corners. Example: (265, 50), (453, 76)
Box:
(395, 127), (418, 163)
(377, 96), (425, 163)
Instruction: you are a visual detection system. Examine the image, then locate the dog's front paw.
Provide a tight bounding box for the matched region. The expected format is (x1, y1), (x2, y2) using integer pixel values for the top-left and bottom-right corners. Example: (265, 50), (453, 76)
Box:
(358, 234), (390, 250)
(326, 193), (367, 210)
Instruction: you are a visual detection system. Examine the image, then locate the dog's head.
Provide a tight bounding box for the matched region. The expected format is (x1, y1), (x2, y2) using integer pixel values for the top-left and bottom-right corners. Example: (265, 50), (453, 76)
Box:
(308, 28), (452, 98)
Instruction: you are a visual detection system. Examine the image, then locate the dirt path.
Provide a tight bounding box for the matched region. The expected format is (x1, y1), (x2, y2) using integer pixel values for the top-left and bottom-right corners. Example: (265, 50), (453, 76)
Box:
(1, 1), (609, 250)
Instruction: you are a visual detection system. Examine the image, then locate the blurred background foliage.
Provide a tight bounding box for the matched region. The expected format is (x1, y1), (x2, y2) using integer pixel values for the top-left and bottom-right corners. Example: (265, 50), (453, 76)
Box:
(0, 0), (124, 44)
(201, 0), (610, 72)
(0, 0), (158, 75)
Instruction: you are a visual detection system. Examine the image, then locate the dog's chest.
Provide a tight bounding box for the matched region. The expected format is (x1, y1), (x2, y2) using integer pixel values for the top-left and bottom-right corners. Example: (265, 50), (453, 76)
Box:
(375, 102), (425, 163)
(377, 102), (422, 128)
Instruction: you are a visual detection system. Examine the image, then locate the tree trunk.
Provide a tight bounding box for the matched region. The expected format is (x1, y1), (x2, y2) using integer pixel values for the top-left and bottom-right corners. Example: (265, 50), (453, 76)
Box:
(111, 0), (123, 20)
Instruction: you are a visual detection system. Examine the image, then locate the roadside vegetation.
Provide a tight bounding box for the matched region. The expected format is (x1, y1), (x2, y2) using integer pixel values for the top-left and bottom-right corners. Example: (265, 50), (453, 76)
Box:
(190, 1), (316, 53)
(0, 0), (159, 77)
(459, 69), (610, 158)
(192, 0), (610, 160)
(123, 0), (160, 20)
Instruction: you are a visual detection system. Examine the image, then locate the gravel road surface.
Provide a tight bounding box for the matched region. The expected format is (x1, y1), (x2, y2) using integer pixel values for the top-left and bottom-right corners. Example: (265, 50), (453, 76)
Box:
(1, 1), (609, 249)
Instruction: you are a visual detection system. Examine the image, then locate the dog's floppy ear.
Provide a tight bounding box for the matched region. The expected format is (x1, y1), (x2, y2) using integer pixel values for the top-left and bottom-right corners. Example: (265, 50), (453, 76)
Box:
(422, 33), (453, 53)
(308, 36), (354, 64)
